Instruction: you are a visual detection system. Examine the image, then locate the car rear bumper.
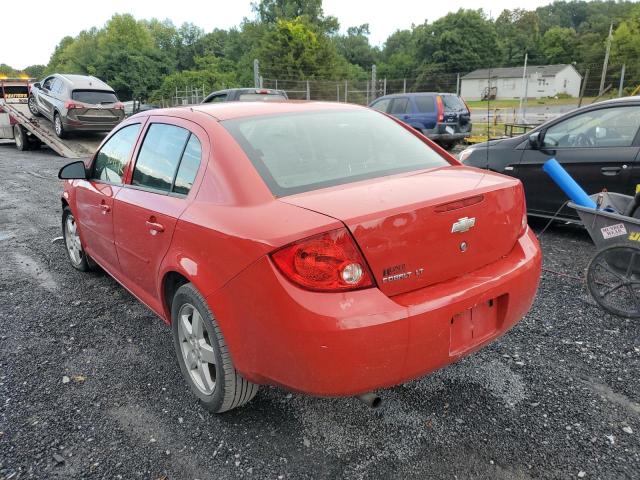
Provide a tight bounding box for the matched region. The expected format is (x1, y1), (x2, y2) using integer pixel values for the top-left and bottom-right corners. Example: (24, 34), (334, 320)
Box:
(208, 228), (541, 397)
(423, 122), (472, 141)
(63, 116), (123, 132)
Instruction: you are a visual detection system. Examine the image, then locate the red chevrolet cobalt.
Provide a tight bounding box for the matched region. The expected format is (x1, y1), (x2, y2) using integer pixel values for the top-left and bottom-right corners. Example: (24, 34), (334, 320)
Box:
(58, 101), (541, 412)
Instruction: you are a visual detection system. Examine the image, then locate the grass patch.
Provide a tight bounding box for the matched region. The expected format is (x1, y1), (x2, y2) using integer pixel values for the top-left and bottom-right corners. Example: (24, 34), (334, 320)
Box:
(465, 97), (594, 109)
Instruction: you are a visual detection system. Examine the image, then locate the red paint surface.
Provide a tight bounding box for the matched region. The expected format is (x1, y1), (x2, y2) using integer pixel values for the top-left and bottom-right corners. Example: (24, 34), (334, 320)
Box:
(63, 102), (542, 396)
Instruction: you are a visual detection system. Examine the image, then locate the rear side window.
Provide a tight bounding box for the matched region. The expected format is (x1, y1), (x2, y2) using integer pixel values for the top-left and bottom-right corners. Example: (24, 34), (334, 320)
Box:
(132, 123), (202, 195)
(370, 98), (391, 113)
(207, 94), (227, 103)
(415, 96), (435, 113)
(389, 98), (410, 114)
(92, 124), (141, 183)
(72, 90), (118, 104)
(173, 135), (202, 195)
(441, 95), (466, 111)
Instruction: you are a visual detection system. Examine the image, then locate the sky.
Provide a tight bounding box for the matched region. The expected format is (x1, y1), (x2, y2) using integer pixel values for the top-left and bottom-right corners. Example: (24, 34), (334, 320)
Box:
(3, 0), (554, 70)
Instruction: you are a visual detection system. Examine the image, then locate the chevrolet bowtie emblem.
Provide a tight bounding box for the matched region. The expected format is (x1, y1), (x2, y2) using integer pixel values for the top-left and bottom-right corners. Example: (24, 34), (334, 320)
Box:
(451, 217), (476, 233)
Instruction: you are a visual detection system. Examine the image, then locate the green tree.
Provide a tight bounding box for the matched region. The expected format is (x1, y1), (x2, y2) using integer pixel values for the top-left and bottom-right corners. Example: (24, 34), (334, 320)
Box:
(539, 26), (577, 63)
(333, 24), (377, 70)
(495, 9), (540, 65)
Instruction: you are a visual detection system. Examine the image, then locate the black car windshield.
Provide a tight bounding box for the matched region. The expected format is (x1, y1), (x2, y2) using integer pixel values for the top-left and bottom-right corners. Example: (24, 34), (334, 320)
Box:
(222, 110), (450, 196)
(72, 90), (118, 104)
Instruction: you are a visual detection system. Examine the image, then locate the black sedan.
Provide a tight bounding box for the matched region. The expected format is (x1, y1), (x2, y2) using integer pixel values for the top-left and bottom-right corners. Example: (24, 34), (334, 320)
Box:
(460, 96), (640, 220)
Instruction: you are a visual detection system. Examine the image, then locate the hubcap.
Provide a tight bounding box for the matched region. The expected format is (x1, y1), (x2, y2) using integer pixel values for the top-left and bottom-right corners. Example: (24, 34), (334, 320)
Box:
(177, 303), (216, 394)
(29, 97), (37, 114)
(64, 214), (83, 266)
(55, 117), (62, 135)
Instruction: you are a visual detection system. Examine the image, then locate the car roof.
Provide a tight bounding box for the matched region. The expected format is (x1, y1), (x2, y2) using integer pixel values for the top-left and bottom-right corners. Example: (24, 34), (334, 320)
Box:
(373, 92), (458, 100)
(54, 74), (114, 91)
(136, 101), (366, 122)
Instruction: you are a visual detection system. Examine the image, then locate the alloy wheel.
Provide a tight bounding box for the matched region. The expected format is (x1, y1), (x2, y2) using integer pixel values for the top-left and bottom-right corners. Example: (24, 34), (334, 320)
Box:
(177, 303), (217, 394)
(64, 214), (83, 266)
(55, 116), (62, 136)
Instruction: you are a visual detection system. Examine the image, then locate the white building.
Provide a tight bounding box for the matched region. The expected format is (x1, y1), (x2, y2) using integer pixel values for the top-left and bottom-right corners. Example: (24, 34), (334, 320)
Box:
(460, 64), (582, 100)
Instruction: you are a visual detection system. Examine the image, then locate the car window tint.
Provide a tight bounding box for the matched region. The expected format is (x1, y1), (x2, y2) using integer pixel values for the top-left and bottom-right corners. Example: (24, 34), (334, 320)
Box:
(132, 124), (190, 192)
(223, 110), (450, 197)
(544, 106), (640, 148)
(390, 98), (410, 114)
(442, 95), (466, 111)
(208, 94), (227, 103)
(42, 77), (54, 90)
(92, 124), (141, 183)
(49, 78), (62, 93)
(415, 96), (435, 113)
(238, 93), (286, 101)
(72, 90), (118, 104)
(370, 98), (391, 113)
(173, 135), (202, 195)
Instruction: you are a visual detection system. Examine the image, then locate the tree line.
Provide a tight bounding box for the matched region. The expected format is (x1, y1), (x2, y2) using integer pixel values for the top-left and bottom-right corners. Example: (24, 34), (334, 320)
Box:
(2, 0), (640, 101)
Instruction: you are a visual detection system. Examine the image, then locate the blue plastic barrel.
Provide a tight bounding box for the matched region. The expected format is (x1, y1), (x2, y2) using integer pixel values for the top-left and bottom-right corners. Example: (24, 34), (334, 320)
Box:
(542, 158), (597, 209)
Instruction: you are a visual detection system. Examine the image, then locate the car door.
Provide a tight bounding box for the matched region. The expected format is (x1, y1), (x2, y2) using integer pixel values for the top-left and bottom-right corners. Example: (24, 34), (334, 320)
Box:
(113, 117), (206, 303)
(37, 76), (56, 118)
(388, 97), (411, 122)
(516, 104), (640, 217)
(74, 123), (142, 273)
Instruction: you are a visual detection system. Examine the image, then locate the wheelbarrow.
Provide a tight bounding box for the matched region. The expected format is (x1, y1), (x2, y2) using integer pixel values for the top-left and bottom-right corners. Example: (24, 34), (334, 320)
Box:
(569, 192), (640, 318)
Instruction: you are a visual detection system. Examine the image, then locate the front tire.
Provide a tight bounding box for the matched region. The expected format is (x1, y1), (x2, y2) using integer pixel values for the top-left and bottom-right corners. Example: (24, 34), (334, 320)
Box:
(13, 125), (30, 151)
(54, 113), (66, 139)
(62, 206), (91, 272)
(172, 283), (259, 413)
(28, 95), (41, 116)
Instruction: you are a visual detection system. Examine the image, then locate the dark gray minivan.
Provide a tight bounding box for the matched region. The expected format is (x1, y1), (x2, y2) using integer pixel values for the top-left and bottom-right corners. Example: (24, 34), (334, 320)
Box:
(28, 74), (125, 138)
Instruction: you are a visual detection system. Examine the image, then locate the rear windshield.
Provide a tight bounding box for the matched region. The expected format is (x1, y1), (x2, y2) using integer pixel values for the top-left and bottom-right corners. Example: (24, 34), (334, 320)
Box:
(238, 93), (287, 102)
(441, 95), (467, 111)
(71, 90), (118, 104)
(222, 110), (450, 196)
(415, 96), (435, 113)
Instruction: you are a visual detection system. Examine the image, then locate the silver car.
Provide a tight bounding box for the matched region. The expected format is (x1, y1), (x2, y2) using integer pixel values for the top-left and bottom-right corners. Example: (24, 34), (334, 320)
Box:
(28, 74), (125, 138)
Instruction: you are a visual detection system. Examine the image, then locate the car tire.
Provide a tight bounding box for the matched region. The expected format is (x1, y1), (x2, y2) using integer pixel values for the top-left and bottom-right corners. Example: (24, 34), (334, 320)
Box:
(54, 112), (66, 139)
(28, 95), (41, 116)
(13, 125), (30, 151)
(171, 283), (259, 413)
(62, 206), (92, 272)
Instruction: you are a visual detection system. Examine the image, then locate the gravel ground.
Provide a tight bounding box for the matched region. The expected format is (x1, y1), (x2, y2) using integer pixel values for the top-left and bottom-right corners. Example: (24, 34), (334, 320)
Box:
(0, 141), (639, 480)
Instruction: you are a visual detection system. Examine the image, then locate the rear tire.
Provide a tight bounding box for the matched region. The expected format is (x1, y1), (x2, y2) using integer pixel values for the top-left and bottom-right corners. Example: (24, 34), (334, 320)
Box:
(28, 95), (41, 116)
(171, 283), (259, 413)
(13, 125), (30, 151)
(54, 113), (66, 139)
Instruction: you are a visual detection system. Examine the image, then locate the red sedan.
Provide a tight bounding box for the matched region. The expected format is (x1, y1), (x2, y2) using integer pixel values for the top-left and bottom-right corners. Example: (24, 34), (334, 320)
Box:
(58, 101), (541, 412)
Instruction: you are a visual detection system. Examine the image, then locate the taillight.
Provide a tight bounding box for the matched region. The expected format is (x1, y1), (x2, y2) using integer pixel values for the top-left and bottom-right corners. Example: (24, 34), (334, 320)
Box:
(114, 102), (124, 110)
(270, 228), (375, 292)
(64, 100), (84, 109)
(517, 182), (528, 236)
(436, 96), (444, 123)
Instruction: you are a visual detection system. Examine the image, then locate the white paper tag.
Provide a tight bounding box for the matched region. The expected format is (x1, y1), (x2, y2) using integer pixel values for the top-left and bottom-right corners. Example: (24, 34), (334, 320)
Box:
(601, 223), (627, 239)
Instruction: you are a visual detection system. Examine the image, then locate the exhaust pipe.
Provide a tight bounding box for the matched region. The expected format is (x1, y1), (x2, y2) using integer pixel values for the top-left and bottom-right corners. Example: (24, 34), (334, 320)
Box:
(356, 392), (382, 409)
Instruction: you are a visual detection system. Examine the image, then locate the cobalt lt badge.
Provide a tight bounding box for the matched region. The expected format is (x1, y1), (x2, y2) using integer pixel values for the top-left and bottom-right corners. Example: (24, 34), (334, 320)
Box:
(451, 217), (476, 233)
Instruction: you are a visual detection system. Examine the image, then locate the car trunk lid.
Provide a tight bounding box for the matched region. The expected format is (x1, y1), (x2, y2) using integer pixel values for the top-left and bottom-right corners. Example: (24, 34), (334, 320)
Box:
(280, 166), (524, 297)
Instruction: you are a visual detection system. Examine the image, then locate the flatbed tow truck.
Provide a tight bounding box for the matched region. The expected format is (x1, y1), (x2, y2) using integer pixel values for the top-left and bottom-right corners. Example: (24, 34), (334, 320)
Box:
(0, 78), (105, 158)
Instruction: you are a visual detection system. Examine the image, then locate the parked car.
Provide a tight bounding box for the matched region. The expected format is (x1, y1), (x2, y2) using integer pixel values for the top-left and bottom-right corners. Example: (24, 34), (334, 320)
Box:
(58, 101), (541, 413)
(369, 92), (472, 149)
(28, 74), (124, 138)
(459, 96), (640, 220)
(202, 87), (288, 103)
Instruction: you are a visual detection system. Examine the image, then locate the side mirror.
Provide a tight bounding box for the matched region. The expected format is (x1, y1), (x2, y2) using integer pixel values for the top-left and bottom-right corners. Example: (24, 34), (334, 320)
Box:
(58, 160), (87, 180)
(528, 131), (542, 149)
(33, 82), (41, 89)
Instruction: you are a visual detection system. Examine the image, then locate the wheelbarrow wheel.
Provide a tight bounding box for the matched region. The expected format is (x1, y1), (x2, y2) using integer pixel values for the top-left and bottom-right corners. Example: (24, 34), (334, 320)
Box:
(586, 243), (640, 319)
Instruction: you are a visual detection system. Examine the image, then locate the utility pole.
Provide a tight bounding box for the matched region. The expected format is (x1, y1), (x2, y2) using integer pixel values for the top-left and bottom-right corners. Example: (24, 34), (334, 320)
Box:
(456, 73), (460, 96)
(518, 52), (528, 123)
(599, 23), (613, 96)
(403, 78), (407, 94)
(253, 59), (260, 88)
(371, 65), (377, 101)
(618, 64), (626, 97)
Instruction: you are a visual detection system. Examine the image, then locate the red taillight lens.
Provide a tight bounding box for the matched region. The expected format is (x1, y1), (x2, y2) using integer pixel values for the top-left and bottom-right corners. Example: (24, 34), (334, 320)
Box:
(270, 228), (375, 292)
(64, 100), (84, 109)
(436, 95), (444, 123)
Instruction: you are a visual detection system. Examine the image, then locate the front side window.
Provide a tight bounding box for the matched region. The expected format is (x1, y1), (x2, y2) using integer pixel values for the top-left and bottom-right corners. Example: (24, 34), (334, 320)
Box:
(42, 77), (54, 90)
(92, 124), (141, 183)
(223, 110), (450, 197)
(543, 106), (640, 148)
(208, 94), (228, 103)
(132, 123), (202, 195)
(370, 98), (391, 113)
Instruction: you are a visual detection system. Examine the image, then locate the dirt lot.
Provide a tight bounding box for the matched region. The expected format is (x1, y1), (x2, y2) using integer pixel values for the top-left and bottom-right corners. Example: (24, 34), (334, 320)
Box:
(0, 142), (639, 479)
